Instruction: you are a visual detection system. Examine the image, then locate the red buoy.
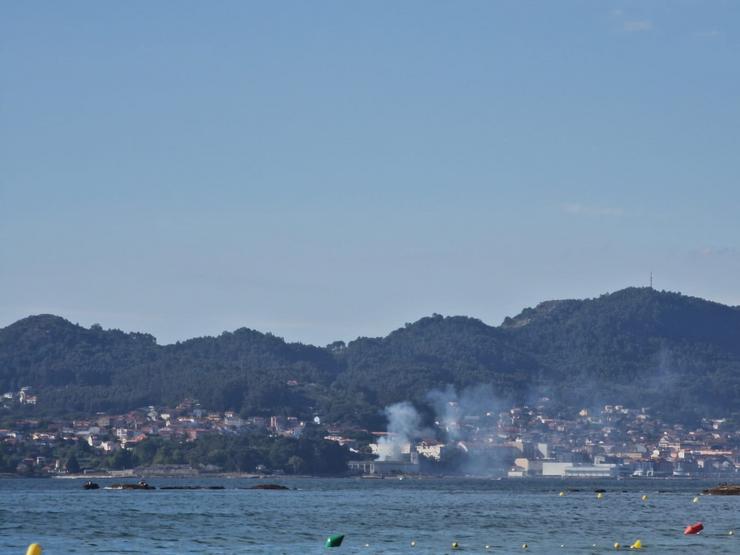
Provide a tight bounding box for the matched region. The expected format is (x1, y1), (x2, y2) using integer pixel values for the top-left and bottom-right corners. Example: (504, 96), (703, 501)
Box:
(684, 522), (704, 535)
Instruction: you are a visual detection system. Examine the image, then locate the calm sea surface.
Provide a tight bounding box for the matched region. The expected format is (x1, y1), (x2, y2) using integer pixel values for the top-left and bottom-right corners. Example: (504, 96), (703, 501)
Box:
(1, 477), (737, 554)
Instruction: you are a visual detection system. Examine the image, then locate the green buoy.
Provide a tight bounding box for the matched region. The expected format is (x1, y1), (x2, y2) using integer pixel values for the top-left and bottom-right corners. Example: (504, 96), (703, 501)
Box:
(325, 534), (345, 548)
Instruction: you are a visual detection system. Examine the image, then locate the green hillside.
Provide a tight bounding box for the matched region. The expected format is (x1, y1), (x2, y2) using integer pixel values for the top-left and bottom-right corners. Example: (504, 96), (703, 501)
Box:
(2, 288), (739, 424)
(501, 288), (740, 418)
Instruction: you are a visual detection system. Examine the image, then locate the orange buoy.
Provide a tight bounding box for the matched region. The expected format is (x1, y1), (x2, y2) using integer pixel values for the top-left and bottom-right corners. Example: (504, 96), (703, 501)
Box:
(684, 522), (703, 535)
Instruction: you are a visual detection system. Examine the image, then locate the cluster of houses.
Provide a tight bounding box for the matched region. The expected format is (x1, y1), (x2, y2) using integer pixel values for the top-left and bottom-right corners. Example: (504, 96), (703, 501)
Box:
(1, 396), (312, 475)
(348, 401), (739, 477)
(2, 387), (38, 407)
(2, 388), (738, 478)
(501, 402), (738, 478)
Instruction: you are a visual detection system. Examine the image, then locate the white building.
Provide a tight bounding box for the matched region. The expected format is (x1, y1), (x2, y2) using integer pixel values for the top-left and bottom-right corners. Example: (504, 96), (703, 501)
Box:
(415, 441), (447, 461)
(542, 462), (574, 476)
(370, 440), (410, 461)
(348, 459), (420, 475)
(541, 462), (617, 477)
(564, 464), (617, 478)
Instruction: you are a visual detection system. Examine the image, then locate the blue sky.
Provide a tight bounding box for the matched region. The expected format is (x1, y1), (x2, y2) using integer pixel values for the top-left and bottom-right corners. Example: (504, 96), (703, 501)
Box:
(2, 1), (739, 345)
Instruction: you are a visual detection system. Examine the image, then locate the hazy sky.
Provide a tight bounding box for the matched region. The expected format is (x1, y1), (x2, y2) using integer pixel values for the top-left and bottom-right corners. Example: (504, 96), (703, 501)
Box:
(2, 1), (739, 345)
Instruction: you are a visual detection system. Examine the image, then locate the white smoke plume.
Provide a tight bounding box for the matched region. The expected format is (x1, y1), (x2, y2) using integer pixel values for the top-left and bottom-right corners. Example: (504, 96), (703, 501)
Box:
(427, 384), (499, 441)
(372, 384), (515, 474)
(426, 385), (461, 440)
(374, 385), (504, 462)
(376, 401), (423, 461)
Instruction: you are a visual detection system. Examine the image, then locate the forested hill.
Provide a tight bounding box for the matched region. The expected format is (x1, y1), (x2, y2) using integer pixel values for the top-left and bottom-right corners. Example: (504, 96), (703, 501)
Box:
(498, 288), (740, 420)
(1, 288), (739, 424)
(0, 315), (339, 416)
(337, 315), (541, 407)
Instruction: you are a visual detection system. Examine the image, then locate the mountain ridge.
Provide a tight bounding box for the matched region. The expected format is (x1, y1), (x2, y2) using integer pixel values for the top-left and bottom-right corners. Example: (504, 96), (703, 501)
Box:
(2, 287), (739, 424)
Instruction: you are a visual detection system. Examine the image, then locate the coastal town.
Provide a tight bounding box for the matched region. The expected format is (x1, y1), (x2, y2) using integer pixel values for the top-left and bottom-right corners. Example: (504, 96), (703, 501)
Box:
(2, 386), (738, 478)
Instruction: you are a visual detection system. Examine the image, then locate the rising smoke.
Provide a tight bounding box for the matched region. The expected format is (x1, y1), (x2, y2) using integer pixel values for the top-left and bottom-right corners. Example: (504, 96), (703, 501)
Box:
(426, 384), (498, 442)
(376, 384), (509, 473)
(376, 401), (424, 461)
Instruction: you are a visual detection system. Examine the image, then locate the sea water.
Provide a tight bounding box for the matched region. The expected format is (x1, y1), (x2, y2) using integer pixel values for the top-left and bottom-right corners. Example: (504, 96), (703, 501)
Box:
(1, 477), (737, 554)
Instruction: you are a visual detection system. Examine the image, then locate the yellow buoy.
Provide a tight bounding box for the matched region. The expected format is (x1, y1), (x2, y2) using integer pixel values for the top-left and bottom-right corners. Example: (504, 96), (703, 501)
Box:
(597, 492), (604, 499)
(614, 542), (621, 550)
(522, 543), (528, 549)
(452, 541), (459, 550)
(26, 545), (42, 555)
(559, 491), (565, 497)
(630, 539), (643, 550)
(641, 495), (648, 501)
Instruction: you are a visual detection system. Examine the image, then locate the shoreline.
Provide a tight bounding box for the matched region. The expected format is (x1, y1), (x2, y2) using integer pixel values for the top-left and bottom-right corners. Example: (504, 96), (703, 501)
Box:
(6, 472), (736, 481)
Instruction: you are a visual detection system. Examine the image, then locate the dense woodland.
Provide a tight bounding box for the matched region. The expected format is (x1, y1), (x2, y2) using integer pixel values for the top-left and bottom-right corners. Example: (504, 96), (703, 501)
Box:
(1, 426), (349, 476)
(2, 288), (739, 426)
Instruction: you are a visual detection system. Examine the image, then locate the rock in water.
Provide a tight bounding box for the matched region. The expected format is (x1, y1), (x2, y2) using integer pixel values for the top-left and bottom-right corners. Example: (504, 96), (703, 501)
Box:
(250, 483), (290, 490)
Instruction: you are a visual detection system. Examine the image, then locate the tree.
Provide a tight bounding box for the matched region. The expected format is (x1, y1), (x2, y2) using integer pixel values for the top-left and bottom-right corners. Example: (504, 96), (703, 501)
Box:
(109, 449), (137, 470)
(287, 455), (306, 474)
(66, 454), (80, 473)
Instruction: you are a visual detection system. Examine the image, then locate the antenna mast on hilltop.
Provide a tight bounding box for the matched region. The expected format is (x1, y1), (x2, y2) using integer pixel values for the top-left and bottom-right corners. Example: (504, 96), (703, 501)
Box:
(650, 272), (653, 289)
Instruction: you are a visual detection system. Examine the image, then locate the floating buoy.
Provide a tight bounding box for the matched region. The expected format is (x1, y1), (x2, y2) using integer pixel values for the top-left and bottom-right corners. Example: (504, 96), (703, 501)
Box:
(325, 534), (344, 548)
(26, 545), (42, 555)
(410, 540), (416, 547)
(522, 543), (528, 549)
(451, 541), (459, 549)
(614, 542), (621, 550)
(641, 495), (648, 501)
(729, 530), (735, 536)
(364, 544), (369, 548)
(597, 492), (604, 499)
(692, 496), (699, 503)
(559, 491), (565, 497)
(684, 522), (703, 535)
(630, 539), (643, 550)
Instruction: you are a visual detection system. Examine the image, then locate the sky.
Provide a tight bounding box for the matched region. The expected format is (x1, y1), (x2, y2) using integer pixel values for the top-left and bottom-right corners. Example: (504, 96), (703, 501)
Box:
(1, 1), (739, 346)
